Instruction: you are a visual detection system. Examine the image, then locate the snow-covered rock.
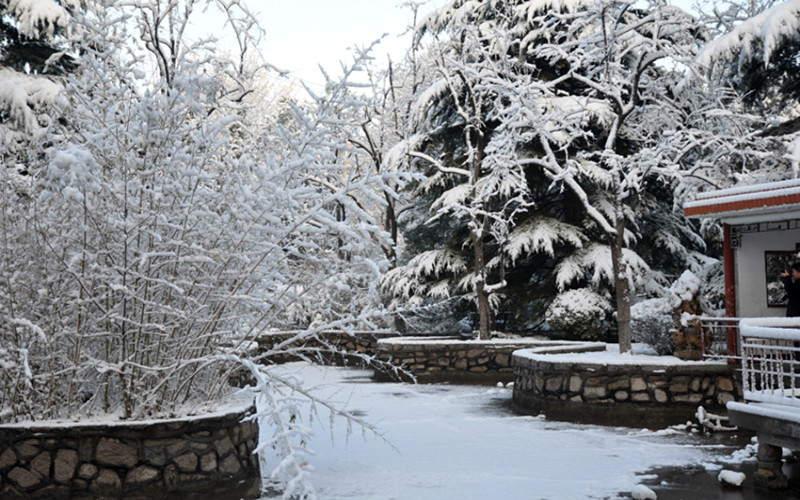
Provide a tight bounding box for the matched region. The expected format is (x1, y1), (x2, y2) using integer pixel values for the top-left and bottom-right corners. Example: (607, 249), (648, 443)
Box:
(717, 470), (746, 487)
(631, 484), (657, 500)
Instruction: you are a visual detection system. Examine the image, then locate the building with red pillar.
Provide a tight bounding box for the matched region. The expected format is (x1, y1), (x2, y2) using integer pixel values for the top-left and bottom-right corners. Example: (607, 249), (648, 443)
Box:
(684, 178), (800, 320)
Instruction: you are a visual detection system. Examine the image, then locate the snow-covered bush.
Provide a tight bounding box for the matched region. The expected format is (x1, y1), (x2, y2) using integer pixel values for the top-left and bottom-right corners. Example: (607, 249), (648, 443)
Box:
(631, 297), (675, 355)
(631, 270), (711, 354)
(0, 1), (399, 425)
(545, 288), (613, 341)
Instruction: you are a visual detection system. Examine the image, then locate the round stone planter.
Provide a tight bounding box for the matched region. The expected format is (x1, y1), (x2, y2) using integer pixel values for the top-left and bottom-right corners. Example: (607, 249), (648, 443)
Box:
(0, 400), (260, 500)
(374, 337), (597, 384)
(512, 346), (742, 427)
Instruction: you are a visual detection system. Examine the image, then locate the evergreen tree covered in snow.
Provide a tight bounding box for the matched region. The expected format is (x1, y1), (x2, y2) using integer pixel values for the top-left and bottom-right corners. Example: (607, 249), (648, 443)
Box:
(694, 0), (800, 118)
(386, 0), (795, 348)
(385, 0), (744, 345)
(0, 0), (80, 161)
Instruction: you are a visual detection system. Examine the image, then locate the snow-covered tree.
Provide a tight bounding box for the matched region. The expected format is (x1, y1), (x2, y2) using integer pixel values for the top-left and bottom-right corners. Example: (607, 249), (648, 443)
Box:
(694, 0), (800, 118)
(0, 1), (407, 495)
(393, 3), (553, 338)
(0, 0), (80, 162)
(383, 0), (786, 348)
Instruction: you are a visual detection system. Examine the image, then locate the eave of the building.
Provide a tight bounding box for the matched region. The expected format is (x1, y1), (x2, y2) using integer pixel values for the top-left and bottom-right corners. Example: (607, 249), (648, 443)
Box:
(684, 179), (800, 224)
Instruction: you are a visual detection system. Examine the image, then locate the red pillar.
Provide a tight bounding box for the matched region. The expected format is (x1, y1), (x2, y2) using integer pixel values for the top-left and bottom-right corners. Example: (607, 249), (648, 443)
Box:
(723, 223), (738, 361)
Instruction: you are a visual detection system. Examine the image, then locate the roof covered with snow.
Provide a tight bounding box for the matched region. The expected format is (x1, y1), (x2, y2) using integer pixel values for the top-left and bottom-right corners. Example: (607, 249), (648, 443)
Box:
(683, 179), (800, 224)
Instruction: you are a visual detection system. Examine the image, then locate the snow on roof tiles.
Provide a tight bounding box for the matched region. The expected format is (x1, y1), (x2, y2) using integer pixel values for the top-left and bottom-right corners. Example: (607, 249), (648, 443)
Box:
(684, 179), (800, 218)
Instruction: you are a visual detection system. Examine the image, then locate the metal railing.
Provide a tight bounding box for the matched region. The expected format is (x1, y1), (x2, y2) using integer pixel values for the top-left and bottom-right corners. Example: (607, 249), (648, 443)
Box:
(698, 316), (741, 362)
(739, 318), (800, 408)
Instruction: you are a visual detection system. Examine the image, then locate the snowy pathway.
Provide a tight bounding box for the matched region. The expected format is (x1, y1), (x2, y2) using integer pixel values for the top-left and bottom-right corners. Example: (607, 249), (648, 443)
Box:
(260, 363), (742, 500)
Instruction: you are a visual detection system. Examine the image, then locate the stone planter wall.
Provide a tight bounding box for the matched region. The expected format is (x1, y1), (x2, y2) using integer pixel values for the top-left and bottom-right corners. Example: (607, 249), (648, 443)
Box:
(513, 350), (742, 425)
(257, 331), (399, 366)
(0, 402), (260, 500)
(375, 338), (605, 383)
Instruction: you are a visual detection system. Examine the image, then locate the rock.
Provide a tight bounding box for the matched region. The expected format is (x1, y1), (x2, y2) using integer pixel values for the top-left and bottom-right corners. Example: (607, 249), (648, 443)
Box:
(16, 440), (39, 460)
(31, 451), (51, 476)
(673, 393), (703, 403)
(654, 389), (668, 403)
(0, 448), (17, 470)
(126, 465), (160, 486)
(569, 375), (583, 393)
(219, 455), (242, 477)
(630, 376), (647, 392)
(174, 452), (198, 472)
(717, 377), (734, 392)
(545, 376), (564, 392)
(93, 469), (121, 490)
(164, 464), (179, 488)
(717, 392), (735, 405)
(495, 353), (510, 367)
(96, 438), (138, 467)
(608, 379), (629, 391)
(583, 386), (607, 399)
(144, 445), (167, 466)
(8, 466), (42, 489)
(78, 463), (98, 479)
(200, 452), (217, 472)
(669, 381), (688, 393)
(54, 449), (79, 483)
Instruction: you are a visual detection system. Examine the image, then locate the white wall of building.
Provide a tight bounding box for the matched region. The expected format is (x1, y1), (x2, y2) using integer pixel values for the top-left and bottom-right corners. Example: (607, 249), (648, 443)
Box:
(735, 228), (800, 317)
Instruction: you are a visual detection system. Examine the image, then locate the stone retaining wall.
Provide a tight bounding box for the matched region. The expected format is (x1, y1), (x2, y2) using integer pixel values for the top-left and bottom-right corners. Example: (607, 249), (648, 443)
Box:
(513, 350), (742, 425)
(257, 331), (399, 366)
(0, 402), (260, 500)
(375, 338), (605, 383)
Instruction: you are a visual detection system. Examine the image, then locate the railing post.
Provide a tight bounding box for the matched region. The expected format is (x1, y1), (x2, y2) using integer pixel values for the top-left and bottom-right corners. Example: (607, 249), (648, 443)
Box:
(723, 224), (738, 364)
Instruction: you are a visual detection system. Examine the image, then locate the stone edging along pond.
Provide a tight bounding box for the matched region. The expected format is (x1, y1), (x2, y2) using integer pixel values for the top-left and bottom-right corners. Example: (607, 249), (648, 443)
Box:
(0, 399), (260, 500)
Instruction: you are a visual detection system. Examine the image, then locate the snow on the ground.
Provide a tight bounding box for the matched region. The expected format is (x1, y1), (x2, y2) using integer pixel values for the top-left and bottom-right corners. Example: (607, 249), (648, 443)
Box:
(259, 362), (740, 500)
(718, 469), (746, 487)
(516, 343), (728, 367)
(631, 484), (658, 500)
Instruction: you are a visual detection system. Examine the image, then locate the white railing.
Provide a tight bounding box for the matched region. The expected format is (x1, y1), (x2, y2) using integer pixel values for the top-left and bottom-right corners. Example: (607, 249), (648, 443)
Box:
(739, 318), (800, 408)
(698, 316), (741, 362)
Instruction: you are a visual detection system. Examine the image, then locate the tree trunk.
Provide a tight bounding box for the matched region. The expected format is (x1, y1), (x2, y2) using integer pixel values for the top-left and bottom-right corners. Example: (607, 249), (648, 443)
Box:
(471, 217), (492, 339)
(467, 127), (492, 340)
(611, 215), (632, 354)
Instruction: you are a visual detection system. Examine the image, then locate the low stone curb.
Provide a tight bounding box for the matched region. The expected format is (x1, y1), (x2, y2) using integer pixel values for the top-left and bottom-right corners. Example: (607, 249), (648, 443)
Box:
(0, 402), (260, 500)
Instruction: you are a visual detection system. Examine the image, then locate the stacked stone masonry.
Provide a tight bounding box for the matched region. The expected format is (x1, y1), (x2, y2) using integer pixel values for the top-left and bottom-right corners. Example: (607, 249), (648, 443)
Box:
(373, 338), (597, 382)
(0, 404), (259, 500)
(513, 354), (741, 412)
(257, 331), (399, 366)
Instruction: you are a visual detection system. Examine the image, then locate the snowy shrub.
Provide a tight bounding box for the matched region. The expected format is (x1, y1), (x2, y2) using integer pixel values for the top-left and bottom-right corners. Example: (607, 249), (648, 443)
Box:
(545, 289), (612, 341)
(631, 297), (675, 355)
(0, 2), (400, 425)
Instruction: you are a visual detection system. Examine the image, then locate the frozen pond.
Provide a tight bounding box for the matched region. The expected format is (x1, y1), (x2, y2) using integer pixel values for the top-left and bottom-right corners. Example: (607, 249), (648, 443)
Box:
(256, 363), (788, 500)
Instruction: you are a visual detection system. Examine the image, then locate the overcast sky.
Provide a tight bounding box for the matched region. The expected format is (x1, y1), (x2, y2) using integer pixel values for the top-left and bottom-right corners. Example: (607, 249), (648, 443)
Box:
(195, 0), (697, 93)
(256, 1), (440, 90)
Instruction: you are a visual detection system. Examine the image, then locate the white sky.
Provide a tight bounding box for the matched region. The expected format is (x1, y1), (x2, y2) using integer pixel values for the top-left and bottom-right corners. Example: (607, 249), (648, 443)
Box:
(255, 1), (441, 91)
(194, 0), (696, 93)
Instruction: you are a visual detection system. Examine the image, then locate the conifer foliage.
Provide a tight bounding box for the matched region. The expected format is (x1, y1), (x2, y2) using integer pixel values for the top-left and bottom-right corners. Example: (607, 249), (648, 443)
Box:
(385, 0), (788, 347)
